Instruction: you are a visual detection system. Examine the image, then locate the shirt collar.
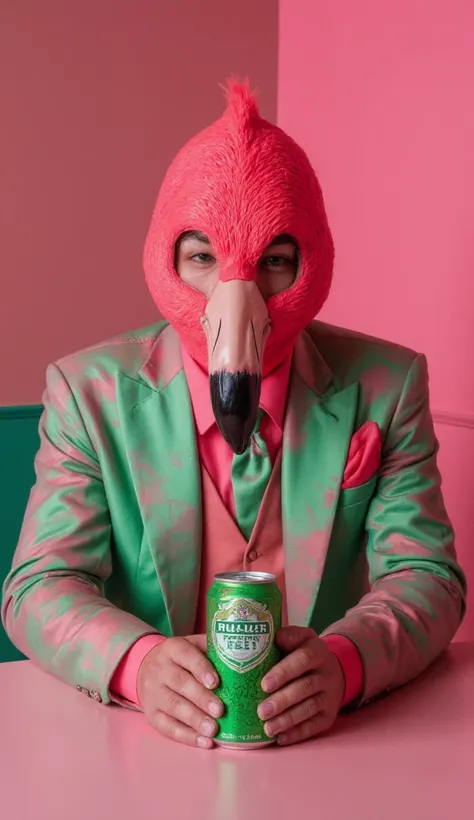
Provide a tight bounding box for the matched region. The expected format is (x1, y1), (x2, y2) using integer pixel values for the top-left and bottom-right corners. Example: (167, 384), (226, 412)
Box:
(181, 345), (292, 436)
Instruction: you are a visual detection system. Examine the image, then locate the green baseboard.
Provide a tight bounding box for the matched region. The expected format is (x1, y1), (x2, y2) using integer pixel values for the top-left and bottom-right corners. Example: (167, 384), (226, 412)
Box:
(0, 404), (44, 662)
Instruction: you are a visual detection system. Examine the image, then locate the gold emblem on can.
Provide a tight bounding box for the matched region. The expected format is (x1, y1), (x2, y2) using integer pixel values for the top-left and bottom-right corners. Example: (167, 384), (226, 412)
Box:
(211, 598), (274, 673)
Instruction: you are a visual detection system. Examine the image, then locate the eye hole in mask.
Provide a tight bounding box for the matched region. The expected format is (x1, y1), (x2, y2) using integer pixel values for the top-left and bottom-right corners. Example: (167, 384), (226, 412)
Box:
(174, 231), (299, 302)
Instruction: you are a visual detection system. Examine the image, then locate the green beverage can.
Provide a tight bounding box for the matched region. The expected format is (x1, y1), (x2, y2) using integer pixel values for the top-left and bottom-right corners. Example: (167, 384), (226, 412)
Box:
(207, 571), (282, 749)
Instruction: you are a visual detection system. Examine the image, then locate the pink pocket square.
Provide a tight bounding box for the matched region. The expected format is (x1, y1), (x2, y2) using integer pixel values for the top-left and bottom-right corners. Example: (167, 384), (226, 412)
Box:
(342, 421), (381, 490)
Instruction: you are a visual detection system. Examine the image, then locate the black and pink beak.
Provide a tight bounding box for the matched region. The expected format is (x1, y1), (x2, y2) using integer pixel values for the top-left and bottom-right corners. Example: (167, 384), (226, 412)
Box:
(201, 280), (271, 454)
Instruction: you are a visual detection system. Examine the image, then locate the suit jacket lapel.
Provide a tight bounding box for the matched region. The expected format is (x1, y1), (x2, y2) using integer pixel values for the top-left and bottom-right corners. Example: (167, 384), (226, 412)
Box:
(116, 326), (201, 637)
(282, 332), (359, 626)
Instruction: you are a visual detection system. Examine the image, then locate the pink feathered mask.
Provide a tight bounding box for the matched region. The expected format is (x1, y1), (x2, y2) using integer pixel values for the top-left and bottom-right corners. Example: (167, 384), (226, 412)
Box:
(143, 81), (334, 453)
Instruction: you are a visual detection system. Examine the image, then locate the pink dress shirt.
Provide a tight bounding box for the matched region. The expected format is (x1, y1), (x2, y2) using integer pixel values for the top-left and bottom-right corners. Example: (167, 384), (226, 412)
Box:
(111, 348), (363, 709)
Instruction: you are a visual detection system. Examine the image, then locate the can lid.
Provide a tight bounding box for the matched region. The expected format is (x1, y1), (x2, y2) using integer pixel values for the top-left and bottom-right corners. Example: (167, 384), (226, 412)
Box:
(214, 571), (276, 585)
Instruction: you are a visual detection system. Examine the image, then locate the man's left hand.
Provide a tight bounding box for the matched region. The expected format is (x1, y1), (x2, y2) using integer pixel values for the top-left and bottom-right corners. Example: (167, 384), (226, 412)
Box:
(258, 626), (345, 746)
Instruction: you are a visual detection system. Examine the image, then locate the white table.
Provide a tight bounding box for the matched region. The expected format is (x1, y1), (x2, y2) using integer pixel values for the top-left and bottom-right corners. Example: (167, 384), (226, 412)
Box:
(1, 643), (473, 820)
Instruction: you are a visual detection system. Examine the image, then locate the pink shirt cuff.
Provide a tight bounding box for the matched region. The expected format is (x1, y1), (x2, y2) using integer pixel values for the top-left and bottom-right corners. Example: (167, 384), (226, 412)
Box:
(111, 634), (362, 709)
(110, 634), (167, 706)
(322, 634), (364, 708)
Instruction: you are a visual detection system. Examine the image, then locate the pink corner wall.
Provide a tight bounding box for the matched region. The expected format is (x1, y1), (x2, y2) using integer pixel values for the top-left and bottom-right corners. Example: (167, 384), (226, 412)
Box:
(2, 0), (471, 637)
(0, 0), (278, 404)
(278, 0), (474, 639)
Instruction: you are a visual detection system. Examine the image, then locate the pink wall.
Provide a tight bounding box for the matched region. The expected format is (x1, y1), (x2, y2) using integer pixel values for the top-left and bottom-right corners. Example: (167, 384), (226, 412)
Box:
(0, 0), (278, 404)
(279, 0), (474, 639)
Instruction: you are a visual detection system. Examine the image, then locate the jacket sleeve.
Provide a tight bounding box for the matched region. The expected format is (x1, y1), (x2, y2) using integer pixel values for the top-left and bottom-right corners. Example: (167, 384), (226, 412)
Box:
(1, 363), (159, 703)
(322, 353), (467, 702)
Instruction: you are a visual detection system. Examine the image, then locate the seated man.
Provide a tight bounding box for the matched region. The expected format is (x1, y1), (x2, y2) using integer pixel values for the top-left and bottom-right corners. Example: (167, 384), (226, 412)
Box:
(2, 81), (466, 750)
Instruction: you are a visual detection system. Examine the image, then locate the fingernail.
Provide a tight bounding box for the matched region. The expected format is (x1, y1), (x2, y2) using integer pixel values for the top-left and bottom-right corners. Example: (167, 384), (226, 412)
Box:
(200, 720), (216, 737)
(208, 701), (222, 718)
(262, 676), (277, 693)
(197, 735), (214, 750)
(204, 673), (217, 688)
(264, 720), (279, 738)
(258, 700), (275, 719)
(277, 733), (289, 745)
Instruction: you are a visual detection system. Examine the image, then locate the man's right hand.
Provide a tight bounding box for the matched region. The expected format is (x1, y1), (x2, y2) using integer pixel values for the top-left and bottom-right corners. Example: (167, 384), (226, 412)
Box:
(137, 634), (223, 749)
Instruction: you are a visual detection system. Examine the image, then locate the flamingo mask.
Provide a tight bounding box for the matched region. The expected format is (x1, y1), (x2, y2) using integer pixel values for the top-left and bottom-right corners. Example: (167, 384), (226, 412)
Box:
(143, 81), (334, 454)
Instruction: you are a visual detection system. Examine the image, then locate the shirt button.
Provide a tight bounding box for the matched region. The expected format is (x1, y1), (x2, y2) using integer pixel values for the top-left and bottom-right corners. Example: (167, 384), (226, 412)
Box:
(248, 550), (258, 562)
